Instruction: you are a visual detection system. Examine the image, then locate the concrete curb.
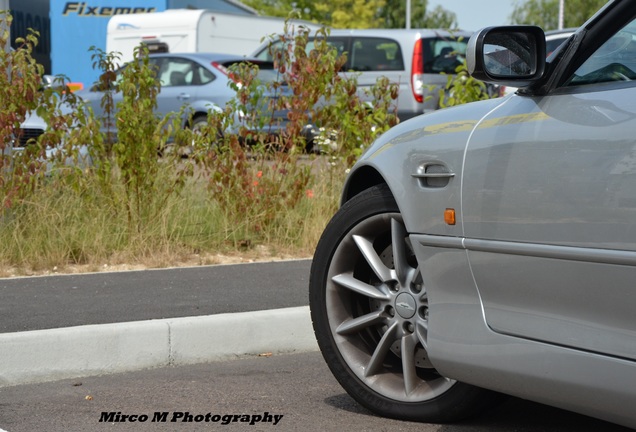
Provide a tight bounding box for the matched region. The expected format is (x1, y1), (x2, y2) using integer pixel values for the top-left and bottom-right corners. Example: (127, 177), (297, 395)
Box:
(0, 306), (318, 388)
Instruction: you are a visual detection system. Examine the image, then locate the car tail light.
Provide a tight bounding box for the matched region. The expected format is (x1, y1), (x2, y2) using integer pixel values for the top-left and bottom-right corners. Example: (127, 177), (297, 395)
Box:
(411, 38), (424, 103)
(212, 61), (241, 84)
(211, 62), (229, 76)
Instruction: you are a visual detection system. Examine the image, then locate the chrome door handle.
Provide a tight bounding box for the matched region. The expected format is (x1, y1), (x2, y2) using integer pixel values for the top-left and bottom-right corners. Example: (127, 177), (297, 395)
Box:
(411, 172), (455, 179)
(412, 163), (455, 188)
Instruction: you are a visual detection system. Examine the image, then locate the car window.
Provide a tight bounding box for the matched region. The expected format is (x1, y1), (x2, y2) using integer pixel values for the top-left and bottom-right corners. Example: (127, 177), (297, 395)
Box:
(348, 38), (403, 72)
(546, 36), (570, 57)
(307, 38), (348, 60)
(254, 37), (348, 65)
(157, 58), (216, 87)
(253, 36), (405, 73)
(422, 37), (467, 74)
(221, 60), (284, 84)
(546, 38), (566, 55)
(193, 64), (215, 85)
(252, 40), (280, 62)
(254, 68), (284, 83)
(567, 18), (636, 86)
(252, 42), (278, 61)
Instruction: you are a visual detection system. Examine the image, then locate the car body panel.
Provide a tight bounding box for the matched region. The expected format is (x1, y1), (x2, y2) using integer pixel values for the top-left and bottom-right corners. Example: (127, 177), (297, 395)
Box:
(409, 236), (636, 429)
(463, 47), (636, 362)
(344, 97), (504, 237)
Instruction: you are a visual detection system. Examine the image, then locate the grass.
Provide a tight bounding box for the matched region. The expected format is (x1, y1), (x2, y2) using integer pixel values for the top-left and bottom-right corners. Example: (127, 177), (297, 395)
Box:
(0, 156), (344, 277)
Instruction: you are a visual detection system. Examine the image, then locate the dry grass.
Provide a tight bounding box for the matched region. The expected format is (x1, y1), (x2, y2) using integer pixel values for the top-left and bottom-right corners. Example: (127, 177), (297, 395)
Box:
(0, 156), (343, 278)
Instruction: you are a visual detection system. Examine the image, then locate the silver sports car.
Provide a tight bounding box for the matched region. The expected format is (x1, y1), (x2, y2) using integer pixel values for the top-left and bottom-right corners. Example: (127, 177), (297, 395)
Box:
(309, 0), (636, 429)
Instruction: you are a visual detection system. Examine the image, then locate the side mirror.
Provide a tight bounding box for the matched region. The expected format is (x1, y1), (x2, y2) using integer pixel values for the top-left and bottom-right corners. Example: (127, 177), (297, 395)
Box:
(42, 74), (66, 90)
(467, 26), (546, 89)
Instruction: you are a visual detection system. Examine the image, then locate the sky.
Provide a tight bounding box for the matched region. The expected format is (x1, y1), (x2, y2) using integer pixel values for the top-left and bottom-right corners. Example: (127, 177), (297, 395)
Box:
(427, 0), (517, 31)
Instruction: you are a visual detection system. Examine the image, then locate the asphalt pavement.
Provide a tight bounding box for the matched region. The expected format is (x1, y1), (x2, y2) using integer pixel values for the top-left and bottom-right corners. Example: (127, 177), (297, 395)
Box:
(0, 260), (318, 388)
(0, 260), (312, 333)
(1, 260), (633, 432)
(0, 351), (631, 432)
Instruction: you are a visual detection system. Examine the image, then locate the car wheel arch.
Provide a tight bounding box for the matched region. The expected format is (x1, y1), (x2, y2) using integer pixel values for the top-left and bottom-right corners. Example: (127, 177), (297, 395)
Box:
(188, 112), (208, 128)
(341, 165), (389, 205)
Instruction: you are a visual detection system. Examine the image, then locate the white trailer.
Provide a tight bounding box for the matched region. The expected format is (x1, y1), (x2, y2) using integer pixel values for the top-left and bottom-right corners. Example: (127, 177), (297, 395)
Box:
(106, 9), (318, 66)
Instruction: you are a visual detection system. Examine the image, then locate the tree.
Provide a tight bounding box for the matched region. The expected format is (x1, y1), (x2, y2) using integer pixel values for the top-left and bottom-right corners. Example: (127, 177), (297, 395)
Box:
(421, 5), (458, 28)
(380, 0), (426, 28)
(241, 0), (328, 24)
(378, 0), (457, 29)
(317, 0), (386, 28)
(243, 0), (457, 29)
(242, 0), (383, 27)
(510, 0), (609, 30)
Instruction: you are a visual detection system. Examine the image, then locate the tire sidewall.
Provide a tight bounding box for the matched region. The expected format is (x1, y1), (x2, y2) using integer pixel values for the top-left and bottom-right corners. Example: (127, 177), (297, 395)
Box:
(309, 184), (497, 423)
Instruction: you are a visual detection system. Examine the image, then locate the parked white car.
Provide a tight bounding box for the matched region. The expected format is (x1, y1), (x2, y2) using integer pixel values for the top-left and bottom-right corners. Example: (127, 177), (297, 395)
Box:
(13, 108), (91, 172)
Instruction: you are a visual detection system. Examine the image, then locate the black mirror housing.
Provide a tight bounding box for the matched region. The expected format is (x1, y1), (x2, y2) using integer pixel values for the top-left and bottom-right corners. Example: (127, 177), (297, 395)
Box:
(467, 25), (547, 89)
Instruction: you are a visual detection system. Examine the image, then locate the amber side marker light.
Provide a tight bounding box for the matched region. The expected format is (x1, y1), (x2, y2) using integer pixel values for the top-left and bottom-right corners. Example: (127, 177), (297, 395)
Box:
(444, 208), (456, 225)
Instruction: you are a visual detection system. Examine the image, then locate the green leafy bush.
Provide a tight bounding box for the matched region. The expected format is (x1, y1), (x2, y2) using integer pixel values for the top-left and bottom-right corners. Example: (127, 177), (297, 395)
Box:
(0, 12), (60, 208)
(438, 59), (497, 108)
(2, 13), (483, 273)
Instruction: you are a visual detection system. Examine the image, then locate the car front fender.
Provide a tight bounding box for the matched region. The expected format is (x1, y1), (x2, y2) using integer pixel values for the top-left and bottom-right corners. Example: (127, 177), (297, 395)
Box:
(343, 97), (506, 236)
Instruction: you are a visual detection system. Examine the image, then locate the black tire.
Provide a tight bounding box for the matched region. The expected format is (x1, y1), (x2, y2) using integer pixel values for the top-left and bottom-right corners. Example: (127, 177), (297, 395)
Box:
(190, 115), (208, 133)
(190, 114), (224, 148)
(309, 184), (500, 423)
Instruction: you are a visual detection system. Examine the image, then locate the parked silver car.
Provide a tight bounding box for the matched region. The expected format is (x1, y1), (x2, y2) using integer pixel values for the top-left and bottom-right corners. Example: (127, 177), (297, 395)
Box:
(76, 52), (292, 142)
(252, 28), (478, 122)
(309, 0), (636, 428)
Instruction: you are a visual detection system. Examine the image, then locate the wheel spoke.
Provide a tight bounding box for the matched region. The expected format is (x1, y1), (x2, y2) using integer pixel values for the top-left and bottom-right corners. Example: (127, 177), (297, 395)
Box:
(401, 334), (419, 395)
(336, 310), (385, 335)
(391, 218), (410, 284)
(417, 290), (429, 350)
(332, 273), (390, 300)
(416, 321), (428, 351)
(365, 322), (399, 377)
(353, 234), (393, 282)
(412, 266), (424, 291)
